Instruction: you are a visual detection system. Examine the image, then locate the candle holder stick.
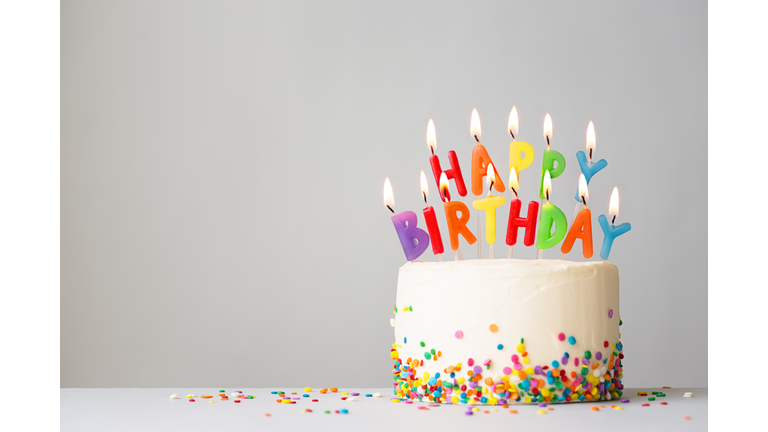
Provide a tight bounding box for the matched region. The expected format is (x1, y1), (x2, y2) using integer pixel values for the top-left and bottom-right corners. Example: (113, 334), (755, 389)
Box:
(438, 254), (443, 262)
(507, 245), (513, 259)
(489, 246), (493, 259)
(476, 210), (481, 258)
(537, 249), (543, 259)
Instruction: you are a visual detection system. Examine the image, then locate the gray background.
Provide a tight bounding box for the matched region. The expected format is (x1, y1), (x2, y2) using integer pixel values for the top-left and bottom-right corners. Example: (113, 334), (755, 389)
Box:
(62, 0), (706, 388)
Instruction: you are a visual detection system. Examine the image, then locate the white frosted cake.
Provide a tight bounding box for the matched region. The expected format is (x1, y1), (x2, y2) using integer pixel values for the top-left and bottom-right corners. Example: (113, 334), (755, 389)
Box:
(389, 259), (624, 405)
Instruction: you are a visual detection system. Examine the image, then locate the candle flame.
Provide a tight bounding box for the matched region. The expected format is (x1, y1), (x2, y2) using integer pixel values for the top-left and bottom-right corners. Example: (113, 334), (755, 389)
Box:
(543, 170), (552, 200)
(427, 119), (437, 153)
(439, 172), (450, 202)
(470, 108), (481, 139)
(579, 173), (589, 202)
(609, 187), (619, 221)
(508, 167), (519, 192)
(420, 170), (429, 201)
(508, 106), (519, 137)
(543, 113), (553, 144)
(384, 177), (394, 209)
(586, 121), (596, 159)
(486, 163), (497, 188)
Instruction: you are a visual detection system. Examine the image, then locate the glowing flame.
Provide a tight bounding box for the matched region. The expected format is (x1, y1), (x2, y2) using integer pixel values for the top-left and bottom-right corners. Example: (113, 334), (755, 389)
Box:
(508, 167), (519, 193)
(486, 163), (497, 189)
(609, 187), (619, 221)
(543, 113), (553, 144)
(578, 173), (589, 202)
(439, 172), (450, 202)
(420, 170), (429, 201)
(470, 108), (481, 139)
(383, 177), (394, 209)
(427, 119), (436, 153)
(508, 106), (519, 137)
(543, 170), (552, 200)
(586, 121), (596, 160)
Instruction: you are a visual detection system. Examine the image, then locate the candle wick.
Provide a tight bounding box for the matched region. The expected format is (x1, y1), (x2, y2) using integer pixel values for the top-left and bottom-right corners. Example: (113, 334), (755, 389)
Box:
(423, 191), (427, 204)
(509, 130), (515, 140)
(488, 180), (494, 194)
(582, 196), (587, 207)
(546, 135), (550, 148)
(589, 148), (593, 161)
(546, 190), (549, 202)
(430, 147), (434, 156)
(474, 135), (480, 145)
(511, 186), (518, 198)
(387, 205), (395, 214)
(611, 215), (616, 225)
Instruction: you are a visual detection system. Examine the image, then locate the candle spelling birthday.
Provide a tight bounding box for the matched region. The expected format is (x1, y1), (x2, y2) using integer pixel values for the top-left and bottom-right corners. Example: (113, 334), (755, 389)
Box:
(472, 163), (506, 259)
(420, 170), (444, 261)
(561, 174), (594, 259)
(441, 172), (476, 261)
(384, 177), (430, 261)
(506, 167), (539, 259)
(470, 108), (504, 258)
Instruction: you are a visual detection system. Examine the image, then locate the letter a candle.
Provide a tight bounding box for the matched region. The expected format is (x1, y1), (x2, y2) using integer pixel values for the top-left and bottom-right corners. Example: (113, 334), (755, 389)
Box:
(469, 109), (504, 258)
(427, 119), (466, 201)
(441, 173), (476, 261)
(598, 187), (632, 260)
(384, 177), (430, 262)
(536, 170), (567, 259)
(420, 171), (444, 261)
(472, 163), (506, 259)
(561, 174), (594, 259)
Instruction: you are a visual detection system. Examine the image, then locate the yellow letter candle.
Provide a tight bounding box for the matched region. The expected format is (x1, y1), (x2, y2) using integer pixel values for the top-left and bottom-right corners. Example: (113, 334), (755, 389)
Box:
(538, 113), (566, 199)
(508, 106), (535, 184)
(472, 163), (507, 257)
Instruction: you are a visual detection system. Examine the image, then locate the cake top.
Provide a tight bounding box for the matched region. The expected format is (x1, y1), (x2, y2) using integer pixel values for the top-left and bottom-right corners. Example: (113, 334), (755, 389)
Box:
(400, 258), (617, 274)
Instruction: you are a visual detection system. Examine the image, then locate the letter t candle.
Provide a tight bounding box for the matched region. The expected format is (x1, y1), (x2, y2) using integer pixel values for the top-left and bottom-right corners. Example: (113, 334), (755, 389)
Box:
(469, 108), (505, 258)
(471, 163), (507, 259)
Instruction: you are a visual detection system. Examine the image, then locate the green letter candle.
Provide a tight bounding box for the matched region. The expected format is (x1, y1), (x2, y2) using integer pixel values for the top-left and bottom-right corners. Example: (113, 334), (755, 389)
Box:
(536, 170), (568, 250)
(538, 114), (566, 199)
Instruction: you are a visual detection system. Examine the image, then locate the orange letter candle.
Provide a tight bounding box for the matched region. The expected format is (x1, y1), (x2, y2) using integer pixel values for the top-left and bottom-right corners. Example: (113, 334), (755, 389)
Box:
(561, 174), (593, 258)
(440, 173), (477, 252)
(470, 109), (505, 196)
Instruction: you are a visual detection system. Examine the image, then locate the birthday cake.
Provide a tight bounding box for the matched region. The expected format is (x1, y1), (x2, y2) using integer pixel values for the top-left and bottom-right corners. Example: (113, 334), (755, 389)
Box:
(389, 258), (624, 405)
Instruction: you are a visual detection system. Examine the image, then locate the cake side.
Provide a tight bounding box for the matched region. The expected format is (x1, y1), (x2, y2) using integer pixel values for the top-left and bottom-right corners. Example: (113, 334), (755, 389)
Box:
(389, 258), (624, 405)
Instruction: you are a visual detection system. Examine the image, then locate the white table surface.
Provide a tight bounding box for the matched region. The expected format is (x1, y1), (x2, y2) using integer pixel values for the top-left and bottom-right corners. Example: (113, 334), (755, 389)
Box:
(61, 387), (707, 431)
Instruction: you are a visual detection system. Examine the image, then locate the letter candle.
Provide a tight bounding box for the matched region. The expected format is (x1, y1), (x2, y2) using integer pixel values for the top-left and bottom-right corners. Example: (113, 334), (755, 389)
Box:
(441, 173), (476, 261)
(427, 119), (467, 201)
(508, 106), (536, 184)
(598, 187), (632, 260)
(384, 178), (430, 261)
(472, 163), (507, 259)
(505, 167), (539, 259)
(538, 114), (567, 199)
(569, 121), (608, 229)
(536, 170), (568, 259)
(420, 171), (444, 261)
(470, 108), (505, 258)
(561, 174), (593, 259)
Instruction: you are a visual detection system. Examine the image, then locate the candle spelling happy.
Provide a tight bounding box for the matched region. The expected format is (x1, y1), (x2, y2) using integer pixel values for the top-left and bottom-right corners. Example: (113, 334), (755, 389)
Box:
(508, 106), (536, 184)
(427, 119), (467, 200)
(573, 121), (608, 202)
(470, 109), (504, 258)
(539, 114), (567, 199)
(384, 177), (430, 262)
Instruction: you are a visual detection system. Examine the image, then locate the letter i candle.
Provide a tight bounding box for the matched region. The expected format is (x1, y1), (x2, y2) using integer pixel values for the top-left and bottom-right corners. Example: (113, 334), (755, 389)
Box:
(383, 178), (430, 261)
(420, 171), (444, 260)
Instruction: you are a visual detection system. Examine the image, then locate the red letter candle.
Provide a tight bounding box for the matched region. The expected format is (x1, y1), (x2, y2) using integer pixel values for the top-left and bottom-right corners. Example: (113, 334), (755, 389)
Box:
(440, 173), (477, 252)
(420, 171), (444, 256)
(384, 177), (430, 261)
(561, 174), (593, 258)
(506, 169), (539, 248)
(427, 119), (467, 199)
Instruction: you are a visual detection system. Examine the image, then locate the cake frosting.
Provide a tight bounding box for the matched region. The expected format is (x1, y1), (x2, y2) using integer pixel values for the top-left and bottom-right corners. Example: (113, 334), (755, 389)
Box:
(389, 258), (624, 405)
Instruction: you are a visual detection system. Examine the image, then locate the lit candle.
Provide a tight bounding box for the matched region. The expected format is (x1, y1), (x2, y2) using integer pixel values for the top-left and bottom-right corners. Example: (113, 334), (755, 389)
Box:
(561, 174), (594, 259)
(427, 119), (467, 200)
(539, 113), (567, 199)
(573, 121), (607, 202)
(471, 163), (507, 259)
(536, 170), (567, 258)
(508, 106), (536, 184)
(441, 173), (476, 260)
(384, 177), (430, 261)
(505, 167), (539, 259)
(470, 109), (505, 195)
(470, 109), (504, 258)
(598, 187), (632, 260)
(420, 171), (444, 260)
